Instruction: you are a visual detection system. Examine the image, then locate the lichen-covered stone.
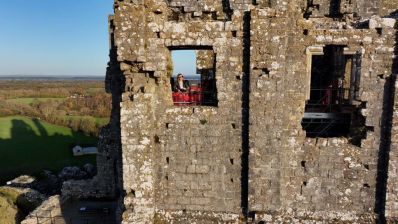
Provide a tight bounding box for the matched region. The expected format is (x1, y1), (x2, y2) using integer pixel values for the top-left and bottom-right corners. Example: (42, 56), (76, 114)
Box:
(101, 0), (398, 223)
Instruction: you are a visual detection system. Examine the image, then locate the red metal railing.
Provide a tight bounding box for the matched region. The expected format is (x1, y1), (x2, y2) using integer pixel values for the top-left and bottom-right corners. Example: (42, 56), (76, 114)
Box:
(172, 84), (217, 106)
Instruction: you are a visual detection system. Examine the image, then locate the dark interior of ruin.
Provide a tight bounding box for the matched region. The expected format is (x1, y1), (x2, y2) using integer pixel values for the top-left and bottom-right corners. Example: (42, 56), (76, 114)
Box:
(302, 45), (364, 138)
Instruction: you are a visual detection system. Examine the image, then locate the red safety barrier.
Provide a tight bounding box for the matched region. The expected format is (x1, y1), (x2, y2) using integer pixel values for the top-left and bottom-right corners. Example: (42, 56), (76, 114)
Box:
(189, 86), (203, 105)
(172, 92), (190, 106)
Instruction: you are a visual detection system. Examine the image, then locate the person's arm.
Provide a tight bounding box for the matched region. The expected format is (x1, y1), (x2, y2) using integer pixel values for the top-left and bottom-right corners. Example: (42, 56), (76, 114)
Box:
(174, 82), (181, 92)
(184, 80), (190, 90)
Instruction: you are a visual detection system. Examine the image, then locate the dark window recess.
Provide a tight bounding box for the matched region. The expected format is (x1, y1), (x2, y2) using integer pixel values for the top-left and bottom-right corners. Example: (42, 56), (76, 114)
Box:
(170, 49), (218, 107)
(305, 0), (342, 19)
(304, 1), (320, 18)
(376, 28), (383, 36)
(302, 45), (365, 139)
(260, 68), (270, 77)
(329, 0), (341, 17)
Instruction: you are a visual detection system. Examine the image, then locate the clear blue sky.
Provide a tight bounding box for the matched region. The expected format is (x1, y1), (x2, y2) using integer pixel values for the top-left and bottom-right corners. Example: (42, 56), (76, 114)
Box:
(171, 50), (198, 78)
(0, 1), (198, 77)
(0, 0), (113, 76)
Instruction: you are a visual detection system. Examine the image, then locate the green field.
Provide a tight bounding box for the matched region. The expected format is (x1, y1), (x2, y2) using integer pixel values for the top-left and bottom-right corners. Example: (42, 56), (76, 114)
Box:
(95, 117), (110, 126)
(0, 116), (97, 184)
(6, 97), (65, 105)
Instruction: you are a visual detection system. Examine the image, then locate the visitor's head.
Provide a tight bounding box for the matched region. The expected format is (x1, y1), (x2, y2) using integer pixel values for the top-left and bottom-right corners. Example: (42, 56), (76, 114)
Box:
(177, 73), (184, 81)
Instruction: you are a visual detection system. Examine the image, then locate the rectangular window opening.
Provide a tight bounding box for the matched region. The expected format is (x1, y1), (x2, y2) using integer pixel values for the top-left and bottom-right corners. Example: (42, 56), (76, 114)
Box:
(329, 0), (342, 18)
(302, 45), (365, 142)
(169, 49), (218, 107)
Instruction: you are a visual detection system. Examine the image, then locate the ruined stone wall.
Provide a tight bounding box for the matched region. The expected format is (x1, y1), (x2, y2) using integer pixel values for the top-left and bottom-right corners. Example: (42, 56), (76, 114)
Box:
(196, 50), (214, 74)
(386, 19), (398, 222)
(380, 0), (398, 16)
(110, 1), (250, 223)
(248, 2), (397, 221)
(303, 0), (396, 19)
(105, 0), (398, 223)
(387, 77), (398, 221)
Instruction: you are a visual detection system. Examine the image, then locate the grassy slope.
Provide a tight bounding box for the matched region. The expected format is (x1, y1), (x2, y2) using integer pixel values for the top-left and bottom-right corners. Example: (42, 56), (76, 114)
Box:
(0, 116), (97, 184)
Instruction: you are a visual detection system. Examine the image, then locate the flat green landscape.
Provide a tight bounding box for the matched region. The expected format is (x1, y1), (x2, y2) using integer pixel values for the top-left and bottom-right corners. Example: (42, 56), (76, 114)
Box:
(0, 116), (97, 184)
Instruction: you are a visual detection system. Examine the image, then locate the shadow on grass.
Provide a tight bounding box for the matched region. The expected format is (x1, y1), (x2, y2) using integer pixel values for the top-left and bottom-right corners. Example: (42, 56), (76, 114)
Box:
(0, 117), (97, 185)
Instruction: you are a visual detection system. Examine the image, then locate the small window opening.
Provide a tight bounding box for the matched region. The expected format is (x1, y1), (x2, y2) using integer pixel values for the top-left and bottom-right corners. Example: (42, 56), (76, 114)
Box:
(329, 0), (342, 18)
(260, 68), (270, 77)
(154, 135), (160, 144)
(168, 9), (180, 21)
(302, 45), (365, 140)
(304, 2), (320, 18)
(376, 28), (383, 36)
(169, 49), (217, 106)
(303, 29), (309, 36)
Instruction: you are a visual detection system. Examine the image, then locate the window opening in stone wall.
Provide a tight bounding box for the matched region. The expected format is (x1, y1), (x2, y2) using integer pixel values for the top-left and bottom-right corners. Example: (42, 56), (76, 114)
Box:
(302, 45), (363, 138)
(305, 0), (342, 18)
(329, 0), (341, 17)
(169, 49), (217, 107)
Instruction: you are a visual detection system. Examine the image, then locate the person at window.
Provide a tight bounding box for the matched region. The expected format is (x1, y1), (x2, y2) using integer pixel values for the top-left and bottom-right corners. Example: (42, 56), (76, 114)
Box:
(174, 73), (190, 93)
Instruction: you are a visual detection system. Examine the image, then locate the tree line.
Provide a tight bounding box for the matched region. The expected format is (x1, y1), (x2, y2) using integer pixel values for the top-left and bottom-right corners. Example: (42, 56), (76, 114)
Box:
(0, 81), (111, 136)
(0, 80), (103, 100)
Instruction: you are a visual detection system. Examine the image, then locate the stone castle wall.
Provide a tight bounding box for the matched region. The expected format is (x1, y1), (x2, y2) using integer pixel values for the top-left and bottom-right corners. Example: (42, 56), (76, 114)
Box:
(102, 0), (398, 223)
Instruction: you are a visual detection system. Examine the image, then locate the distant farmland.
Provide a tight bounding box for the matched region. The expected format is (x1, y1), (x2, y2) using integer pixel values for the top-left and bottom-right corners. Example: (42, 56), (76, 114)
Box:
(6, 97), (66, 105)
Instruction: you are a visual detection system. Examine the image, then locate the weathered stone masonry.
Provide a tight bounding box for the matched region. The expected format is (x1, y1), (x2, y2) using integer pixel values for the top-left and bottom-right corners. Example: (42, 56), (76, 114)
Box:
(100, 0), (398, 223)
